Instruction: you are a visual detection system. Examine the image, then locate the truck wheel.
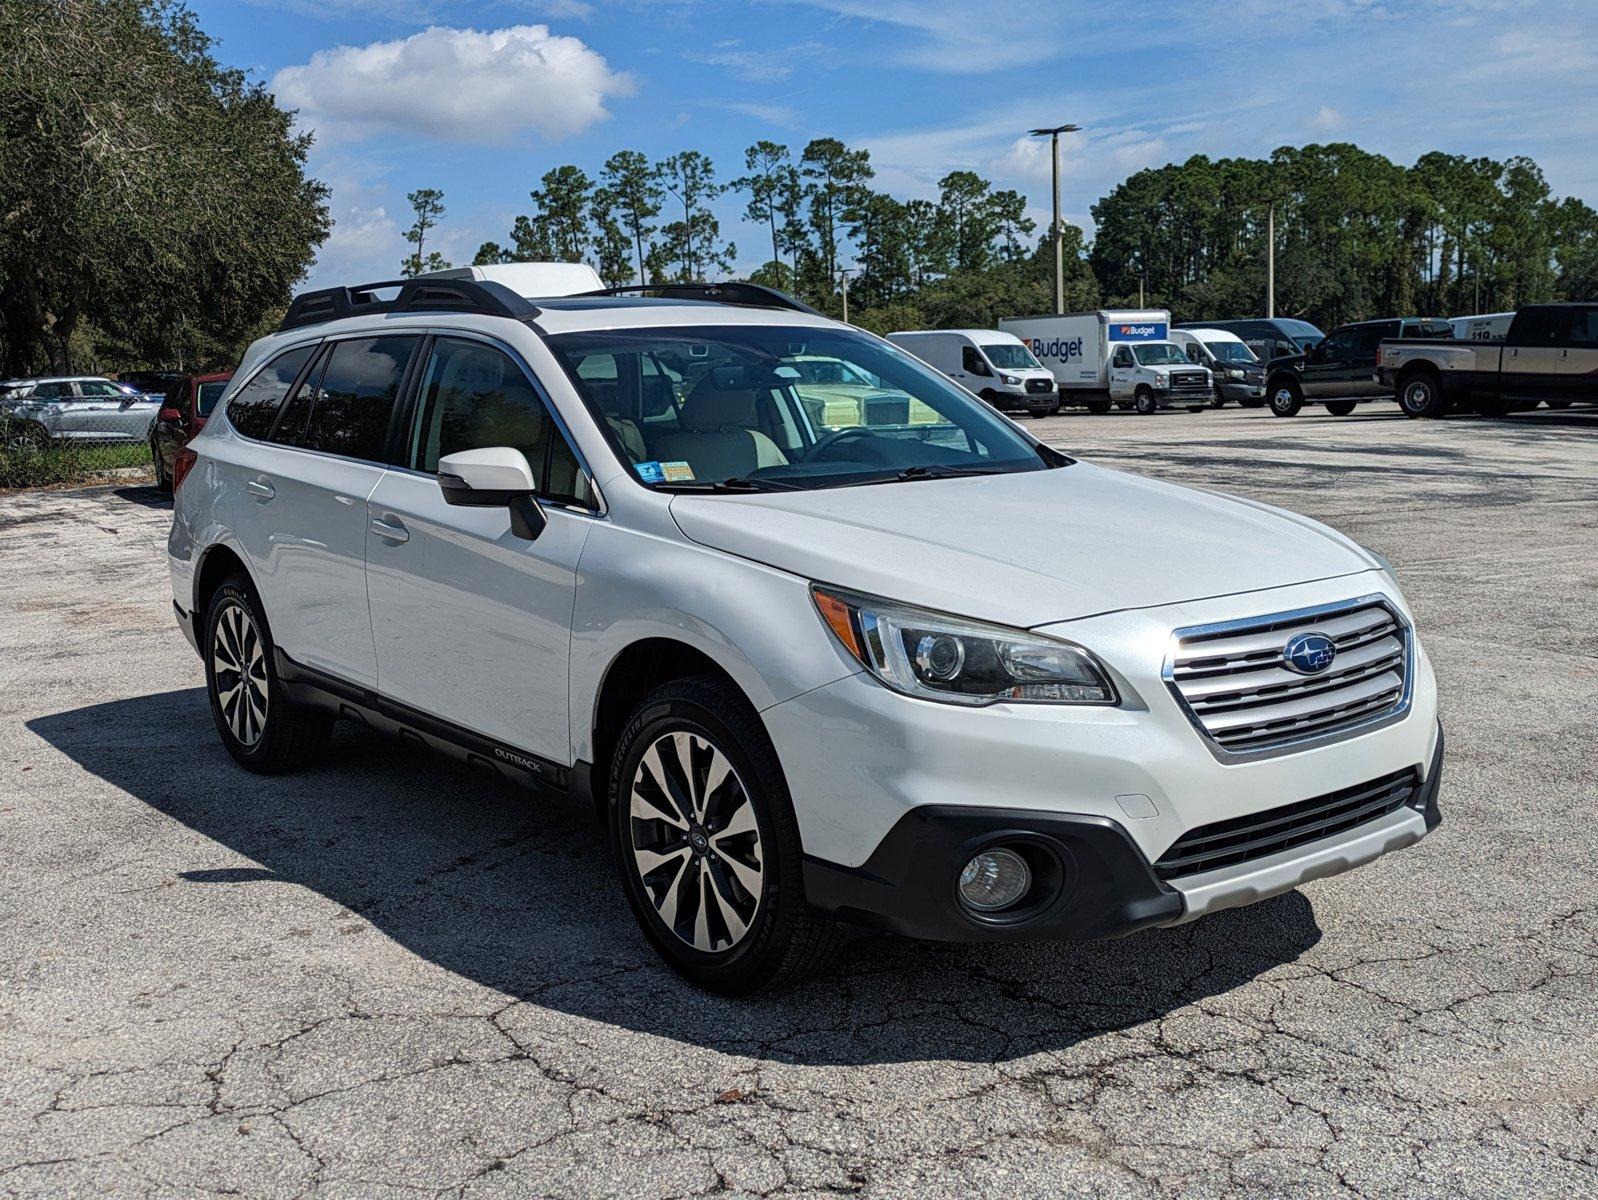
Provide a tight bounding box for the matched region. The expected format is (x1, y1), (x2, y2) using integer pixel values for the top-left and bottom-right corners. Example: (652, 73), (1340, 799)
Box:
(1325, 399), (1357, 416)
(610, 676), (841, 995)
(1087, 400), (1111, 415)
(1210, 394), (1226, 409)
(1398, 373), (1447, 418)
(1268, 380), (1303, 417)
(979, 389), (1000, 410)
(1114, 399), (1134, 411)
(1133, 387), (1158, 415)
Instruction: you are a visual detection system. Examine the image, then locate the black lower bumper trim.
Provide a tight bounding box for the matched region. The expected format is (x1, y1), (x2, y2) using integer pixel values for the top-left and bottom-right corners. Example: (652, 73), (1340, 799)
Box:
(803, 807), (1182, 942)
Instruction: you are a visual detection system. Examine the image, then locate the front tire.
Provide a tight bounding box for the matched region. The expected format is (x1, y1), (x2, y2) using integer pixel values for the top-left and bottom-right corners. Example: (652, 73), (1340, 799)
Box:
(204, 574), (332, 773)
(1269, 380), (1303, 417)
(1133, 387), (1158, 415)
(610, 676), (840, 995)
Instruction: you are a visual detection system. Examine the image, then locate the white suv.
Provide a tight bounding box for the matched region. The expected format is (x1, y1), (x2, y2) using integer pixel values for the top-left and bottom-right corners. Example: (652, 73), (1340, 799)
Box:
(168, 266), (1443, 993)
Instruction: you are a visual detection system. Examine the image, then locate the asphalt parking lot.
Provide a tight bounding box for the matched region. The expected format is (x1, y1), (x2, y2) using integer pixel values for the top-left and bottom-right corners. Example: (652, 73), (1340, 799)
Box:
(2, 403), (1595, 1198)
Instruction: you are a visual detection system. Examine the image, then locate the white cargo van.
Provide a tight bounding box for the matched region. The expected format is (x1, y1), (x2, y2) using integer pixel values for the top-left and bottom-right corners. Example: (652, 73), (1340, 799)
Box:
(1448, 311), (1514, 342)
(999, 310), (1212, 414)
(886, 330), (1060, 417)
(1169, 328), (1266, 407)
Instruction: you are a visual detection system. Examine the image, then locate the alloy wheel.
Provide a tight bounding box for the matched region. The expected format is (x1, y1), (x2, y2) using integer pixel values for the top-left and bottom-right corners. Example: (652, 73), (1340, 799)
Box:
(628, 731), (763, 953)
(212, 602), (268, 746)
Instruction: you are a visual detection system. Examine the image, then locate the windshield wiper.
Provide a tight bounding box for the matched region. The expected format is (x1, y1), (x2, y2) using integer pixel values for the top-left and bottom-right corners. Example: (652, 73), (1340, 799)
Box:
(889, 464), (1007, 483)
(656, 476), (805, 493)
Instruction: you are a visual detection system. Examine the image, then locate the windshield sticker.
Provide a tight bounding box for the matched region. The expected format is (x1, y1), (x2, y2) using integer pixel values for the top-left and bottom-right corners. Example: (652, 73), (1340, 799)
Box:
(634, 461), (666, 483)
(660, 461), (695, 482)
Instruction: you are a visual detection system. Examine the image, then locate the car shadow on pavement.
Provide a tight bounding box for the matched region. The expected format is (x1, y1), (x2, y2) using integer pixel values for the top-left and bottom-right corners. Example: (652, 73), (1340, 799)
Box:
(111, 484), (172, 509)
(29, 688), (1323, 1066)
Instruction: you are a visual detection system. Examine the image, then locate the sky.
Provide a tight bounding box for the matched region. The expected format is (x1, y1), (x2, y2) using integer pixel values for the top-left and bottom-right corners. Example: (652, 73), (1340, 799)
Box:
(189, 0), (1598, 291)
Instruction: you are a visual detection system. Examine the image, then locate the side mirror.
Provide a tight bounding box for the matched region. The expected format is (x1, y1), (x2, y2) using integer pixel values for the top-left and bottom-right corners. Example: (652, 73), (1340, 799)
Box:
(437, 446), (546, 541)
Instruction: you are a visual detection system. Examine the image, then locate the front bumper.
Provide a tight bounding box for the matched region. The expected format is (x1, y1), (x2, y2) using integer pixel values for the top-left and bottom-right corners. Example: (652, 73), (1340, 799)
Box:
(1219, 380), (1265, 401)
(1153, 386), (1213, 408)
(803, 727), (1443, 941)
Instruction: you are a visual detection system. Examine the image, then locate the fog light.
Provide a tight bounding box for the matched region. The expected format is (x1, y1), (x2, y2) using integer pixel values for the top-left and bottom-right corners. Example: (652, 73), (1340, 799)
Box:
(958, 847), (1031, 912)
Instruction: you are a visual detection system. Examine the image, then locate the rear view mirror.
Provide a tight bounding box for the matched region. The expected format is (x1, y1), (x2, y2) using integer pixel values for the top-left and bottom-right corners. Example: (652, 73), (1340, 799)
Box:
(437, 446), (546, 540)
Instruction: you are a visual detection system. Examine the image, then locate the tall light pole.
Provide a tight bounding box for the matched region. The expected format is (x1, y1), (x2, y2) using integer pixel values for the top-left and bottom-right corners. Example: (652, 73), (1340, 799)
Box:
(1030, 123), (1080, 315)
(1266, 201), (1276, 319)
(836, 267), (856, 324)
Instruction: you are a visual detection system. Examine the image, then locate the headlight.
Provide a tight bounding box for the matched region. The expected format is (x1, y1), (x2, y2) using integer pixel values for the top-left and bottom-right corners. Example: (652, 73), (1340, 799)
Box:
(1153, 373), (1168, 386)
(1001, 374), (1019, 386)
(1226, 368), (1244, 380)
(812, 586), (1116, 706)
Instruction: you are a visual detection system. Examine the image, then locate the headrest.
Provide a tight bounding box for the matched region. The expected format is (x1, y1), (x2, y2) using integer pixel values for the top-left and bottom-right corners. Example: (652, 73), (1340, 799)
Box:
(682, 371), (760, 429)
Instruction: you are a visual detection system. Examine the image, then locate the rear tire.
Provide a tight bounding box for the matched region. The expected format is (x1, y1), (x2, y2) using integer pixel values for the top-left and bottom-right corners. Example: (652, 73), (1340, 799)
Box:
(1325, 399), (1357, 416)
(1269, 380), (1303, 417)
(1087, 400), (1111, 415)
(610, 676), (840, 995)
(203, 574), (333, 773)
(1185, 405), (1204, 414)
(1398, 372), (1448, 418)
(1134, 387), (1158, 415)
(152, 441), (172, 492)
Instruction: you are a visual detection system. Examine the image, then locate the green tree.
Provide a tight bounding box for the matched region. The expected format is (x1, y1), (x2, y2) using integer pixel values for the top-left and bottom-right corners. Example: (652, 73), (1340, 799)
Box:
(400, 188), (447, 278)
(527, 165), (594, 264)
(589, 188), (637, 288)
(599, 150), (662, 284)
(798, 138), (874, 296)
(656, 151), (732, 281)
(0, 0), (329, 375)
(733, 141), (795, 276)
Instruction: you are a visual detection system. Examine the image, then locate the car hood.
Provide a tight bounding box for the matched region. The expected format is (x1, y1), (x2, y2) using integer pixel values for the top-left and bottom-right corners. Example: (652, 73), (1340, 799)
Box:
(668, 462), (1374, 628)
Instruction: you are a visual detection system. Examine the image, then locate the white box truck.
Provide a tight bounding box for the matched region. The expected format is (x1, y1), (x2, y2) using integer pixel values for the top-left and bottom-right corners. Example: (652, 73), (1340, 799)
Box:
(998, 309), (1213, 414)
(886, 329), (1060, 417)
(1448, 311), (1515, 342)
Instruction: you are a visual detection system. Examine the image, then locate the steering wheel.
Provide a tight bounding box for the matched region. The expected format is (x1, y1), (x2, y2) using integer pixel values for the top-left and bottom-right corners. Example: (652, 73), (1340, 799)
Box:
(800, 425), (877, 462)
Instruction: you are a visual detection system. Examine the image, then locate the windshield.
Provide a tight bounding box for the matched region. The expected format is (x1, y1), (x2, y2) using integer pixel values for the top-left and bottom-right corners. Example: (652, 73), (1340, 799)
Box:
(546, 325), (1056, 492)
(196, 380), (229, 416)
(1132, 342), (1189, 366)
(1204, 341), (1259, 364)
(980, 343), (1041, 370)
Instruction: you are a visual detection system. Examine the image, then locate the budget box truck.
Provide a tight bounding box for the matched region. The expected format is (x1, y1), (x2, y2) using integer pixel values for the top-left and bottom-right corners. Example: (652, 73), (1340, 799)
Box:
(999, 310), (1213, 414)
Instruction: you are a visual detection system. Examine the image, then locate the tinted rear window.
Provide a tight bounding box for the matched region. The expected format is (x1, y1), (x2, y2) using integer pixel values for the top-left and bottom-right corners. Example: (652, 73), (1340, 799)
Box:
(196, 380), (229, 417)
(226, 346), (315, 439)
(296, 336), (417, 461)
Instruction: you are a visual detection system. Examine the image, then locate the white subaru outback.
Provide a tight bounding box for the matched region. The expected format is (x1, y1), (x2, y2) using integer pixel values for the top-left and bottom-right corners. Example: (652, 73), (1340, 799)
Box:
(168, 265), (1443, 993)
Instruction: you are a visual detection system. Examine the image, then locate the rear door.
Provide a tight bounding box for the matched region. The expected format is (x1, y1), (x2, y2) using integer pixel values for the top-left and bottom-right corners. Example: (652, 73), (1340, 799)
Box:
(1351, 322), (1397, 395)
(1557, 306), (1598, 402)
(24, 381), (75, 437)
(1501, 307), (1566, 400)
(227, 335), (418, 687)
(365, 333), (596, 765)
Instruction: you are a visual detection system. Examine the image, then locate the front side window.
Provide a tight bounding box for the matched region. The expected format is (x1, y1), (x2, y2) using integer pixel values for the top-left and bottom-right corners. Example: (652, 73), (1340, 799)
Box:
(226, 345), (317, 440)
(291, 336), (417, 461)
(409, 337), (591, 507)
(78, 381), (125, 398)
(546, 325), (1056, 493)
(1567, 307), (1598, 346)
(961, 346), (987, 374)
(1111, 346), (1134, 368)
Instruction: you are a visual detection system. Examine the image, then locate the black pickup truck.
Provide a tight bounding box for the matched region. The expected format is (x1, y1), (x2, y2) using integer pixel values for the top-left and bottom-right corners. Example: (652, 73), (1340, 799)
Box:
(1377, 303), (1597, 417)
(1263, 317), (1452, 417)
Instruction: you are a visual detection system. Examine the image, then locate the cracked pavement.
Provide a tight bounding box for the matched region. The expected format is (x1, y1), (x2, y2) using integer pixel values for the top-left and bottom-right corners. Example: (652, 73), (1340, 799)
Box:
(2, 404), (1595, 1197)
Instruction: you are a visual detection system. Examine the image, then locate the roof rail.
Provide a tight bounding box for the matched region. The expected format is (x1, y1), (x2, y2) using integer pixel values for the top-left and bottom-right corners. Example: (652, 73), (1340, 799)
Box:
(278, 277), (541, 332)
(575, 281), (825, 317)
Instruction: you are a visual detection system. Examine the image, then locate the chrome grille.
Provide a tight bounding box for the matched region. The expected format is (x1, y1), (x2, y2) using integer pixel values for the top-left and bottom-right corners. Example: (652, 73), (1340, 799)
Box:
(1165, 596), (1410, 756)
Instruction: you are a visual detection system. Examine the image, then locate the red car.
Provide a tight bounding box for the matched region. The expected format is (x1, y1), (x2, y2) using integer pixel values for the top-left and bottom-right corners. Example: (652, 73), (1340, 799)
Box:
(149, 371), (231, 491)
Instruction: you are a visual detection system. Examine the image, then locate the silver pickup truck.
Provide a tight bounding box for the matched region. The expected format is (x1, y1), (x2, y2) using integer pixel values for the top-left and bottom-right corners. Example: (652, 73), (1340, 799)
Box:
(1378, 303), (1597, 417)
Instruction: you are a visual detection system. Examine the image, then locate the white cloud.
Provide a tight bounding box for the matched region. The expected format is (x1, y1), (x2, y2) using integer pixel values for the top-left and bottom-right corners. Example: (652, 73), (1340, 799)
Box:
(1309, 105), (1347, 134)
(683, 40), (824, 82)
(271, 24), (632, 145)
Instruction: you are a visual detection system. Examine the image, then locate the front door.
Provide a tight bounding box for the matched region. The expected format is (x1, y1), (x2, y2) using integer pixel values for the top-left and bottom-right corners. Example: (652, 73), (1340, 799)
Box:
(366, 334), (596, 765)
(1300, 328), (1356, 398)
(1557, 306), (1598, 403)
(1108, 344), (1136, 398)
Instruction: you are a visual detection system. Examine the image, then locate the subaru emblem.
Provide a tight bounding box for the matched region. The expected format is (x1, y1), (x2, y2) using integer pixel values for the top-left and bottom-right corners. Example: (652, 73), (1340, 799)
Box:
(1283, 632), (1337, 675)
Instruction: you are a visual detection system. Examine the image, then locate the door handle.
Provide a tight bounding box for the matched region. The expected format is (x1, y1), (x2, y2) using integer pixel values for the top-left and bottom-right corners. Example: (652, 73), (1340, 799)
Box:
(370, 517), (409, 544)
(246, 478), (275, 500)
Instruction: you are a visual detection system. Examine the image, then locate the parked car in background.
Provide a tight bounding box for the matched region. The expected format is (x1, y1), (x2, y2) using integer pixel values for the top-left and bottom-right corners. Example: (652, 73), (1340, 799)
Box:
(167, 264), (1442, 993)
(999, 309), (1209, 413)
(1449, 312), (1515, 342)
(0, 376), (160, 445)
(783, 354), (939, 430)
(1263, 317), (1452, 417)
(1379, 303), (1596, 417)
(1179, 318), (1325, 362)
(1170, 329), (1266, 407)
(118, 370), (188, 404)
(886, 330), (1060, 417)
(150, 371), (232, 490)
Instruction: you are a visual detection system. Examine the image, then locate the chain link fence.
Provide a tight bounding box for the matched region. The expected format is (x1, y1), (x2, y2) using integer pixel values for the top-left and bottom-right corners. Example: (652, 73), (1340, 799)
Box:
(1, 409), (159, 490)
